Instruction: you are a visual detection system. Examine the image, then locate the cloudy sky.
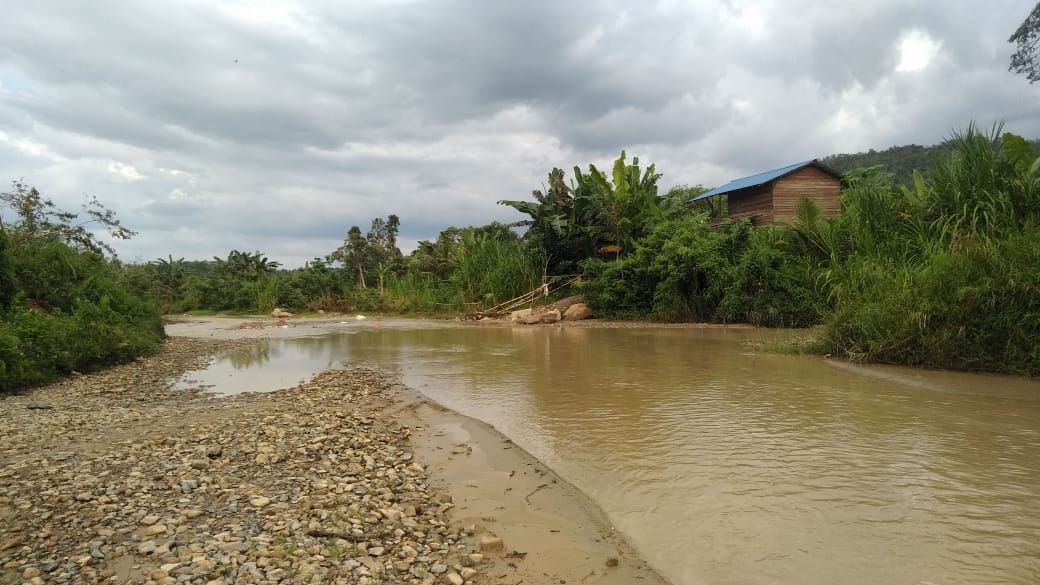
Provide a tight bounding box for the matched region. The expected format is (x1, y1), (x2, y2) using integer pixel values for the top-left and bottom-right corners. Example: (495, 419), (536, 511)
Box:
(1, 1), (1038, 265)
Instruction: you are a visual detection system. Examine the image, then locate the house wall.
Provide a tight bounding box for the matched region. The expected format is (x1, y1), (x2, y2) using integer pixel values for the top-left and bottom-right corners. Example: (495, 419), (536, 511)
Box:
(771, 166), (841, 222)
(726, 186), (773, 225)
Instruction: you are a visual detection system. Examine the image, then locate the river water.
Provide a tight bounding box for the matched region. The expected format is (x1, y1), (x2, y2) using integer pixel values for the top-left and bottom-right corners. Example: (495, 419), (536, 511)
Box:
(177, 322), (1040, 584)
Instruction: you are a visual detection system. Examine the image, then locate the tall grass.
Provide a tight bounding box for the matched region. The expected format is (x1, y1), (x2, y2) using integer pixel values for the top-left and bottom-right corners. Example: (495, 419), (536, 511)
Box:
(383, 228), (546, 314)
(816, 125), (1040, 374)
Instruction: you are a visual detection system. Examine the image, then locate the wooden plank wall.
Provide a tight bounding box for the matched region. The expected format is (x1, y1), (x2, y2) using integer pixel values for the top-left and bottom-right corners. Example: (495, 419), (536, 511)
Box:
(771, 166), (841, 222)
(727, 187), (773, 225)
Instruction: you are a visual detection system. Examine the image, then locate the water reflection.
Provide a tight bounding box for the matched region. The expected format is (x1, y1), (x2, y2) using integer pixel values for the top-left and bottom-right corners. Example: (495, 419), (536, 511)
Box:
(176, 324), (1040, 584)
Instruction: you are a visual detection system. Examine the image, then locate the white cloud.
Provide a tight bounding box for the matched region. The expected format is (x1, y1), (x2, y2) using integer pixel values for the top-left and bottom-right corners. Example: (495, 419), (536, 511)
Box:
(107, 161), (145, 181)
(896, 29), (942, 72)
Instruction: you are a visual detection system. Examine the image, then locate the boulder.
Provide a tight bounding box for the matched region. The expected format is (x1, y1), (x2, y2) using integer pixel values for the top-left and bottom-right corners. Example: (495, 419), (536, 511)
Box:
(520, 309), (561, 325)
(552, 295), (584, 313)
(509, 308), (533, 322)
(271, 308), (293, 318)
(563, 303), (593, 321)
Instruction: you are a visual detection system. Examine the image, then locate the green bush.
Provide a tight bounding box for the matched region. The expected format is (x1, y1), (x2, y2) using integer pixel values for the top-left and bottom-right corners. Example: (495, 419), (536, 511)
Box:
(717, 229), (826, 327)
(0, 185), (164, 392)
(819, 233), (1040, 374)
(579, 258), (654, 319)
(0, 274), (164, 393)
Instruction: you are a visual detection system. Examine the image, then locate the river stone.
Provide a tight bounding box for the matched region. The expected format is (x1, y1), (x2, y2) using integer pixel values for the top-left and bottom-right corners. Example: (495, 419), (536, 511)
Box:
(563, 302), (593, 321)
(479, 535), (504, 551)
(552, 295), (584, 313)
(143, 524), (167, 536)
(249, 496), (271, 508)
(509, 308), (532, 321)
(520, 309), (561, 325)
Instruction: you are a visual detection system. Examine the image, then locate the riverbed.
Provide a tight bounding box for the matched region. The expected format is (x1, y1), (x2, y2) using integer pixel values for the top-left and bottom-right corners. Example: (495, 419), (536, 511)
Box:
(170, 317), (1040, 585)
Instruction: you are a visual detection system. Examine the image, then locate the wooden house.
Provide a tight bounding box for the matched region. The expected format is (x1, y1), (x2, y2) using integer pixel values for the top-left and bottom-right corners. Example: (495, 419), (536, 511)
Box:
(691, 159), (842, 225)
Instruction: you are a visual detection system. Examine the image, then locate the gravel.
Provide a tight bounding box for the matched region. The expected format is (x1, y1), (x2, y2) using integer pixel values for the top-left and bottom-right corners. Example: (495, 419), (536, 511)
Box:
(0, 337), (485, 584)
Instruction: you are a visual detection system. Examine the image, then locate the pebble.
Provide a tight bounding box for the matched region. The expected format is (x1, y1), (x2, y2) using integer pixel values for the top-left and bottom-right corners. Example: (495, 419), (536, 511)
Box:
(479, 535), (504, 551)
(249, 496), (271, 508)
(0, 339), (485, 585)
(143, 524), (167, 536)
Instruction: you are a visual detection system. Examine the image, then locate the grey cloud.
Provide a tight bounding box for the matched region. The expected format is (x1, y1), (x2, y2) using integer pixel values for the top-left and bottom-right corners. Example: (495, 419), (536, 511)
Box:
(0, 0), (1037, 265)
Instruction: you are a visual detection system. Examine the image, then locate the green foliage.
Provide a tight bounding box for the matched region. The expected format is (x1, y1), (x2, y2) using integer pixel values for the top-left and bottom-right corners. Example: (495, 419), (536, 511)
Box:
(330, 215), (402, 289)
(822, 138), (1040, 187)
(581, 216), (824, 327)
(500, 151), (663, 273)
(124, 123), (1040, 376)
(819, 235), (1040, 374)
(816, 125), (1040, 374)
(0, 230), (17, 310)
(0, 180), (137, 255)
(716, 228), (826, 327)
(385, 223), (545, 313)
(0, 184), (163, 392)
(1009, 2), (1040, 84)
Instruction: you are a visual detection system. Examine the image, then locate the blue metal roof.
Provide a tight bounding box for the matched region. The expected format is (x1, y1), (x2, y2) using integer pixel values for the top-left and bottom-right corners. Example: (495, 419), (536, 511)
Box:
(691, 159), (826, 202)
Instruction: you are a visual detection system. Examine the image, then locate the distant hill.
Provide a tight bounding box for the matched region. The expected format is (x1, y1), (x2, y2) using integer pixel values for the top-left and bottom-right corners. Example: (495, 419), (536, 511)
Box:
(822, 138), (1040, 185)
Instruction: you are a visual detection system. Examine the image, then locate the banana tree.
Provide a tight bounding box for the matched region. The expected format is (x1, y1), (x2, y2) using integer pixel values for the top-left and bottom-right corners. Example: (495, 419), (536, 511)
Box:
(573, 150), (663, 259)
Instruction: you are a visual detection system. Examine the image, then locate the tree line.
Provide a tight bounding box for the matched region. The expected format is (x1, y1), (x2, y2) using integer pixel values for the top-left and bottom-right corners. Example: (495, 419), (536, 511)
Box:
(3, 122), (1039, 392)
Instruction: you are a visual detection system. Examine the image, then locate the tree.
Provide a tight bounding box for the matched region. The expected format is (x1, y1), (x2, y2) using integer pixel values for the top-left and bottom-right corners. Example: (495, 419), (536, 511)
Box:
(213, 250), (281, 280)
(331, 215), (402, 289)
(499, 153), (664, 272)
(1009, 2), (1040, 84)
(0, 180), (136, 256)
(0, 229), (17, 310)
(573, 151), (663, 259)
(499, 167), (590, 272)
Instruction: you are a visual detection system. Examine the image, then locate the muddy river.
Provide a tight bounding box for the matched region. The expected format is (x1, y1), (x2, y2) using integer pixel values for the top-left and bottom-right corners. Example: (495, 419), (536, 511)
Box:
(177, 322), (1040, 584)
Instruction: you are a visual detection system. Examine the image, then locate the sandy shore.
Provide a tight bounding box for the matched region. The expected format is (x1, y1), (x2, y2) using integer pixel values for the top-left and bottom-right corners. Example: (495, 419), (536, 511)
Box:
(0, 316), (670, 585)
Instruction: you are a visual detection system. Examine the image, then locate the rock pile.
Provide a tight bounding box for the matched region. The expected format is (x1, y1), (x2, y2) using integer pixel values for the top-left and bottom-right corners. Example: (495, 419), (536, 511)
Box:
(0, 340), (485, 584)
(509, 295), (593, 325)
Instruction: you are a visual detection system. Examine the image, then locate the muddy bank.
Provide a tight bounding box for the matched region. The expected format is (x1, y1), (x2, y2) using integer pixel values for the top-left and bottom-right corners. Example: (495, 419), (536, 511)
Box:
(165, 313), (757, 340)
(1, 328), (669, 585)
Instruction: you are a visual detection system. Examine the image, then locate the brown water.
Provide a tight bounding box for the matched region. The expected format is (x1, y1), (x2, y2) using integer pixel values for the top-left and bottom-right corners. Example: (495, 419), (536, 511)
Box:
(177, 323), (1040, 584)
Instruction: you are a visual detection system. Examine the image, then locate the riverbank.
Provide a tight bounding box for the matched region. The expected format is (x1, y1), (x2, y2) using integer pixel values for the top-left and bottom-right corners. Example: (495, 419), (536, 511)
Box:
(0, 322), (669, 584)
(164, 313), (761, 339)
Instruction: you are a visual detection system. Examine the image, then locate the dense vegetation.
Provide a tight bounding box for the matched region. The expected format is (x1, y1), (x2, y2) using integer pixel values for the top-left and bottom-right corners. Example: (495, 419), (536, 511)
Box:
(0, 182), (164, 392)
(574, 127), (1039, 374)
(123, 219), (546, 317)
(5, 123), (1038, 391)
(823, 138), (1040, 185)
(121, 126), (1038, 375)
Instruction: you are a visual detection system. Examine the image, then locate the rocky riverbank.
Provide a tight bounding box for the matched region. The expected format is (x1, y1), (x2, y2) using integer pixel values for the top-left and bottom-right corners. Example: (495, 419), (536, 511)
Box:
(1, 338), (486, 585)
(1, 330), (670, 585)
